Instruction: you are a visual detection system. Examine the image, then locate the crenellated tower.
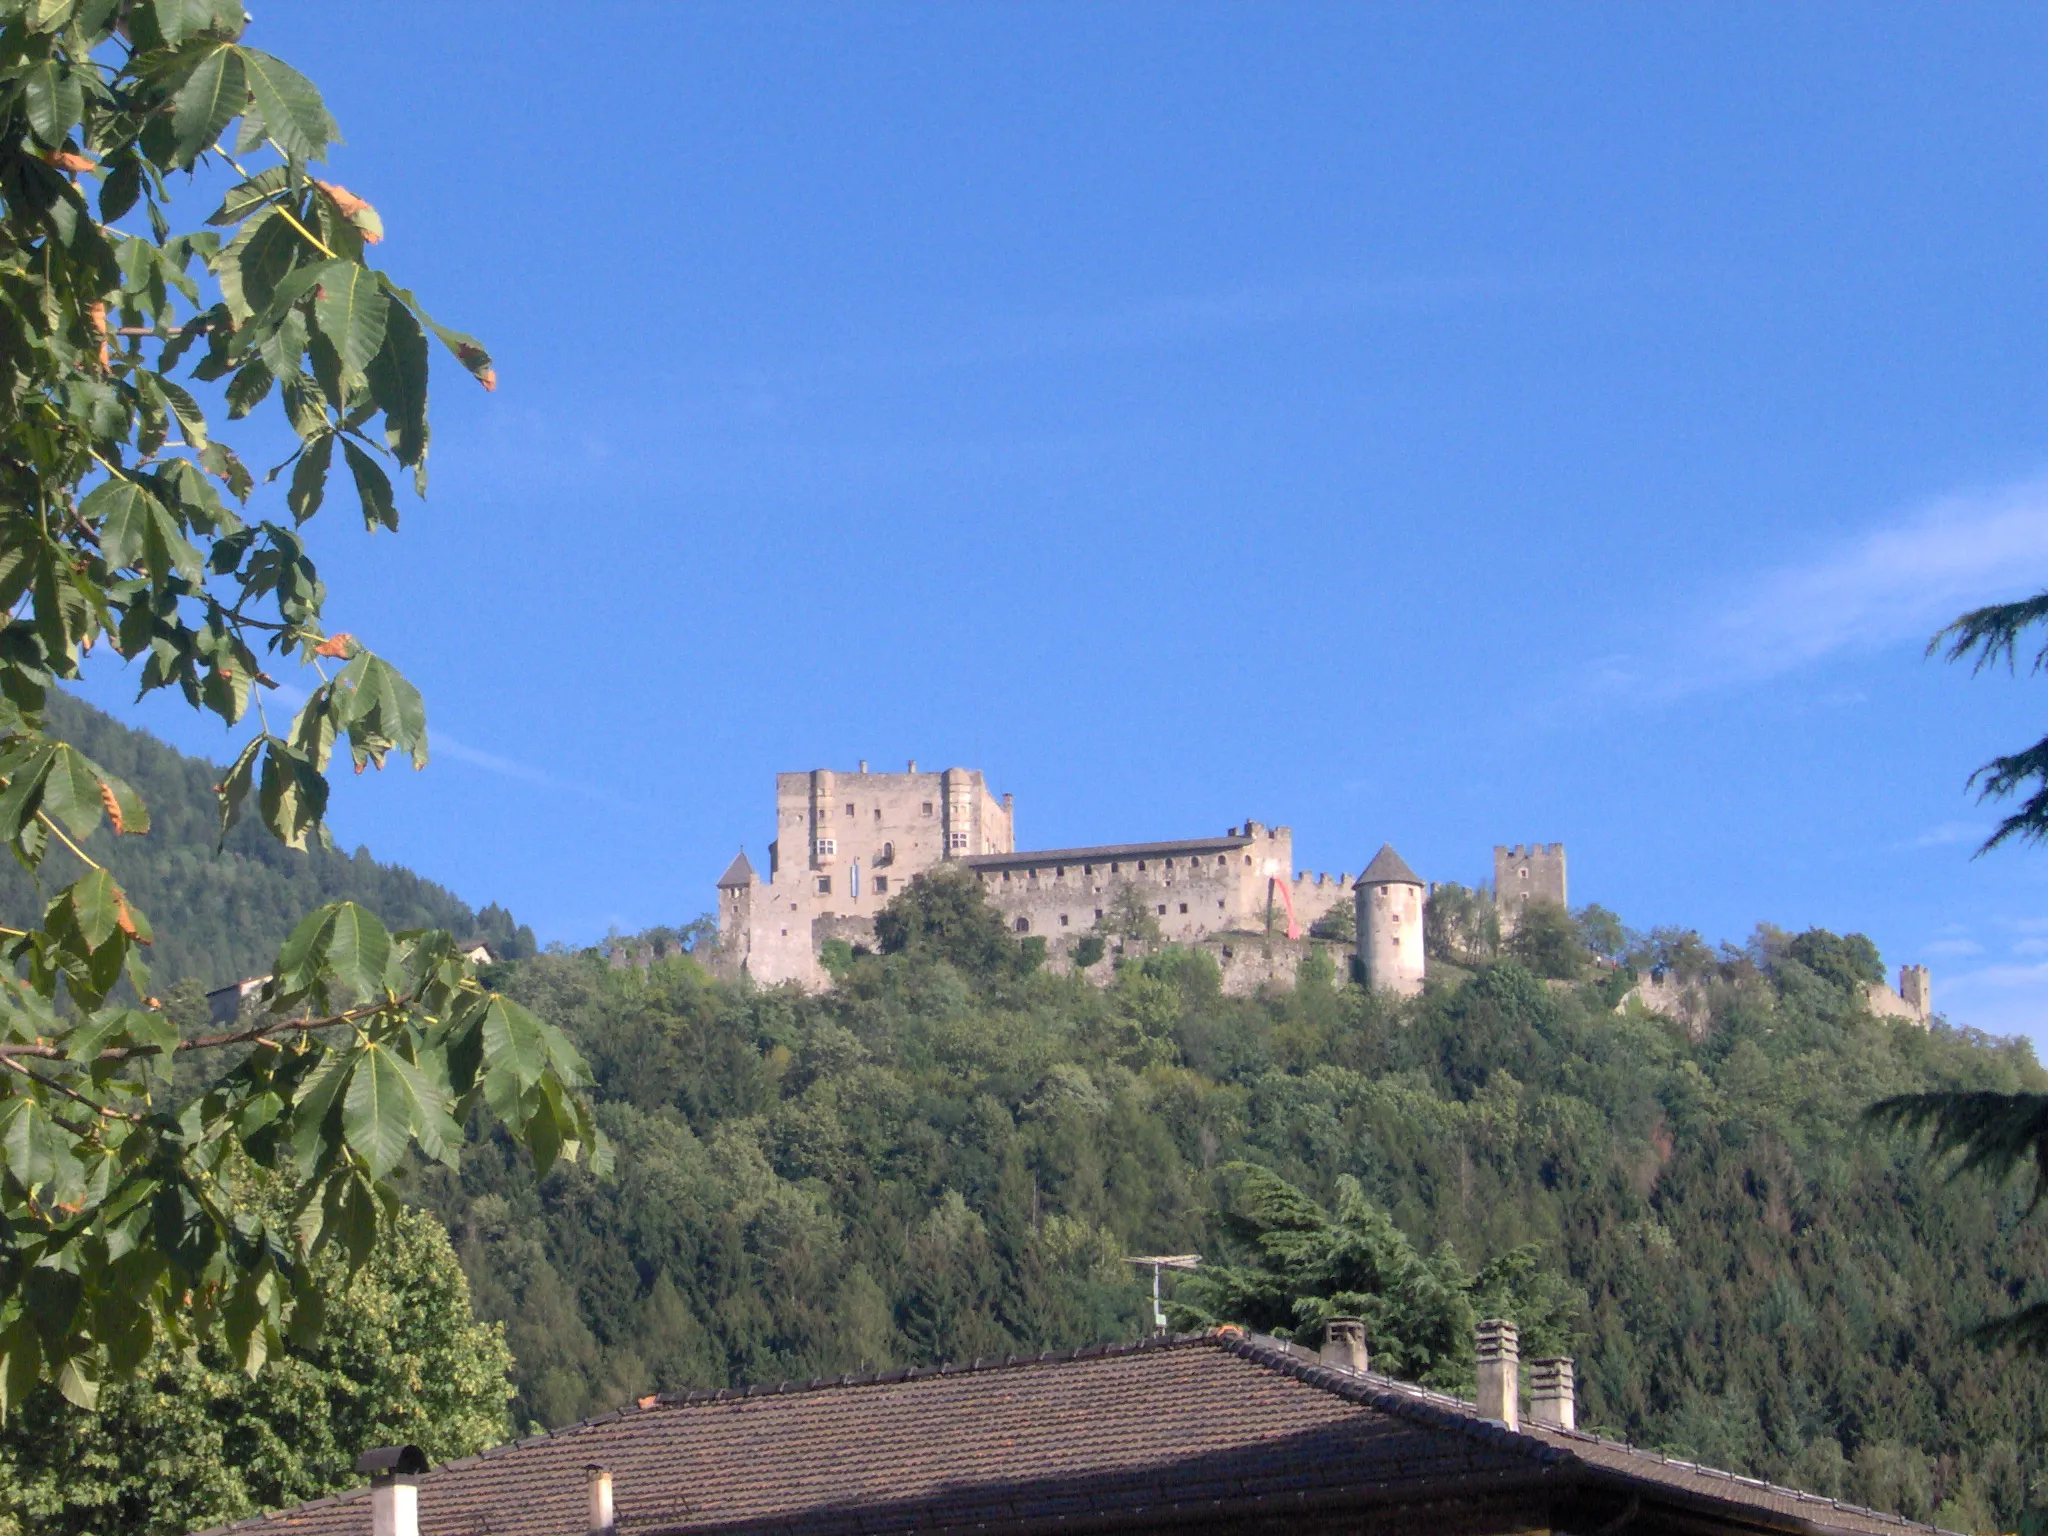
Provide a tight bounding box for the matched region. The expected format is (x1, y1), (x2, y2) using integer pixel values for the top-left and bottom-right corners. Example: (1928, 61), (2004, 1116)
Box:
(1493, 843), (1567, 936)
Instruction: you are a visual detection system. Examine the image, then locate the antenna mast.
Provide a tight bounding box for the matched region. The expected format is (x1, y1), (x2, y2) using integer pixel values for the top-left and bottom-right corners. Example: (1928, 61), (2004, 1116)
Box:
(1121, 1253), (1201, 1334)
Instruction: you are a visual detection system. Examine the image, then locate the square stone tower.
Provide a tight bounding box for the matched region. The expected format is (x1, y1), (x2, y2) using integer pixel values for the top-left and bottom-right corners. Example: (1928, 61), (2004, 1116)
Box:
(1494, 844), (1566, 936)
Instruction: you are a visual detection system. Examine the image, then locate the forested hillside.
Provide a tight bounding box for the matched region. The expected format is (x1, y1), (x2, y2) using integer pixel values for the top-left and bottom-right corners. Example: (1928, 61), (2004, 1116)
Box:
(0, 694), (532, 989)
(423, 889), (2048, 1535)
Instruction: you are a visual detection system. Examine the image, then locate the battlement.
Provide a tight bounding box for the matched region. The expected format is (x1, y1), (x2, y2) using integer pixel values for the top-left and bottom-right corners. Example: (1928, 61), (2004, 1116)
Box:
(1495, 843), (1565, 859)
(1289, 871), (1352, 890)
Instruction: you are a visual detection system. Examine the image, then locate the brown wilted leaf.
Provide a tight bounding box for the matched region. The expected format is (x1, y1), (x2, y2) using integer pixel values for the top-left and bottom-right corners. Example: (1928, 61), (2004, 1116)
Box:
(98, 779), (124, 834)
(312, 178), (384, 244)
(85, 301), (108, 371)
(455, 342), (497, 391)
(114, 892), (148, 944)
(313, 632), (354, 658)
(44, 149), (95, 174)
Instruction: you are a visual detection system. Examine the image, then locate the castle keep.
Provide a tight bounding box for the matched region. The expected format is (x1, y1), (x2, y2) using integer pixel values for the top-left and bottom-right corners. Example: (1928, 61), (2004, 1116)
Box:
(711, 762), (1933, 1021)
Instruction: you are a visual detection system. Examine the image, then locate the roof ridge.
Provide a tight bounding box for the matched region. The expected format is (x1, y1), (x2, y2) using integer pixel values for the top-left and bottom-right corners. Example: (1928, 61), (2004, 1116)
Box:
(964, 835), (1254, 867)
(1220, 1332), (1570, 1466)
(1228, 1333), (1956, 1536)
(647, 1331), (1212, 1409)
(1532, 1426), (1958, 1535)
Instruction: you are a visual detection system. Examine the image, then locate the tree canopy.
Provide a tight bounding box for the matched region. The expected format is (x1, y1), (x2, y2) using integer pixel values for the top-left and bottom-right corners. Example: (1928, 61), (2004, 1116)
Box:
(1167, 1161), (1582, 1391)
(0, 1), (602, 1410)
(0, 1197), (511, 1536)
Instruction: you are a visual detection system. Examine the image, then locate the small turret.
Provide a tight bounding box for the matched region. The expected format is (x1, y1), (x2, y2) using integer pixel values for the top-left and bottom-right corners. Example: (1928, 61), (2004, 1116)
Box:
(1354, 845), (1426, 996)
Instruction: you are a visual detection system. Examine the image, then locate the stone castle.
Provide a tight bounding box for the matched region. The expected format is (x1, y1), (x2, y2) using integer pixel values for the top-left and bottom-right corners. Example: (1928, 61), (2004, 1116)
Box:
(711, 761), (1933, 1020)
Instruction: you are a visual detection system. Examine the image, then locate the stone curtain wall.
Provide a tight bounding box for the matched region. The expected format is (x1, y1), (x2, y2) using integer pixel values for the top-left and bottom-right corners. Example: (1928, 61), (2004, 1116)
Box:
(1287, 870), (1353, 934)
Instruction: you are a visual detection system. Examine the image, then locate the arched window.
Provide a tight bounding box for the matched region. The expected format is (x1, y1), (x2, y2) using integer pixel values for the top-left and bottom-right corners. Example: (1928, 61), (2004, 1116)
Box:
(1013, 916), (1030, 934)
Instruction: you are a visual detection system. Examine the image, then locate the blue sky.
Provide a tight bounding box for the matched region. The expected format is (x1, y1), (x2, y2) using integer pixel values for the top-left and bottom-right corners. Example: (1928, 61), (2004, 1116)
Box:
(71, 4), (2048, 1042)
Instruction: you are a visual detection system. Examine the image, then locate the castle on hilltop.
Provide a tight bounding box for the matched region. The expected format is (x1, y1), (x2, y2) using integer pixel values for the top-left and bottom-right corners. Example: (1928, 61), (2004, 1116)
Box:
(715, 761), (1523, 996)
(708, 762), (1933, 1021)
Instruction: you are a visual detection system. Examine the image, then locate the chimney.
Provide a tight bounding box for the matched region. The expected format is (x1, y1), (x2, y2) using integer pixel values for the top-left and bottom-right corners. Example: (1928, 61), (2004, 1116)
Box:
(355, 1446), (427, 1536)
(587, 1465), (615, 1535)
(1320, 1317), (1368, 1373)
(907, 759), (917, 773)
(1475, 1319), (1519, 1429)
(858, 760), (868, 774)
(1528, 1357), (1575, 1431)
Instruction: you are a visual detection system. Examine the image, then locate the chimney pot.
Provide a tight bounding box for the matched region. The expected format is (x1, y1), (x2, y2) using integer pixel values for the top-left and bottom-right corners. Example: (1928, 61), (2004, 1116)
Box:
(356, 1447), (427, 1536)
(1529, 1357), (1575, 1431)
(1475, 1318), (1519, 1430)
(908, 759), (917, 773)
(588, 1465), (615, 1536)
(858, 760), (868, 774)
(1320, 1317), (1368, 1373)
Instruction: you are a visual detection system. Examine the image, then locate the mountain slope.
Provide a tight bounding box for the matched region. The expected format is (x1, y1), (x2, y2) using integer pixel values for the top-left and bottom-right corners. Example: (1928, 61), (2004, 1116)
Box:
(0, 693), (529, 989)
(423, 923), (2048, 1536)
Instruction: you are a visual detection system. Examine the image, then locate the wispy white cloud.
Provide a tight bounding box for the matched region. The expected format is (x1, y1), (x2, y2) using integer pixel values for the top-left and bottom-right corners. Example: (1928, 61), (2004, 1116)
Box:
(1904, 820), (1991, 850)
(1924, 937), (1985, 957)
(434, 731), (555, 787)
(1591, 474), (2048, 702)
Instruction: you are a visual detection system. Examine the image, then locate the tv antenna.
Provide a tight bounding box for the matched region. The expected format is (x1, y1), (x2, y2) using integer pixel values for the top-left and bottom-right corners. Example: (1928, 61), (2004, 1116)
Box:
(1122, 1253), (1200, 1334)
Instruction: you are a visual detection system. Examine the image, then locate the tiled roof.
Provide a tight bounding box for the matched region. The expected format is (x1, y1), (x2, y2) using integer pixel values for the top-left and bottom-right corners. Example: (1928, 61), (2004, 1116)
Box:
(1355, 844), (1423, 888)
(200, 1333), (1954, 1536)
(716, 851), (755, 889)
(964, 835), (1255, 872)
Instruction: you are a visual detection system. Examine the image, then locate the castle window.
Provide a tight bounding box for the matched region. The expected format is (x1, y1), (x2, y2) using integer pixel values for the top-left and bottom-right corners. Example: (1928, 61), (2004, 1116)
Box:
(1217, 899), (1225, 909)
(922, 802), (934, 816)
(813, 837), (836, 857)
(1055, 865), (1065, 877)
(950, 831), (969, 850)
(1014, 917), (1030, 934)
(1059, 914), (1069, 927)
(1179, 903), (1188, 914)
(1095, 908), (1104, 919)
(1518, 868), (1529, 880)
(873, 876), (889, 894)
(1002, 871), (1011, 881)
(1165, 858), (1173, 867)
(815, 876), (831, 895)
(1137, 860), (1147, 871)
(1028, 869), (1037, 880)
(845, 803), (855, 817)
(1084, 864), (1094, 875)
(1244, 855), (1252, 865)
(1218, 855), (1226, 865)
(874, 807), (882, 821)
(1111, 862), (1121, 873)
(1156, 904), (1167, 915)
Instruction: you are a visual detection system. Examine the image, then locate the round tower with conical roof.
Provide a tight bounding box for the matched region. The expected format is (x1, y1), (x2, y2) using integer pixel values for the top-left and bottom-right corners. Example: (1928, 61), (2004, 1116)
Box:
(1354, 844), (1426, 996)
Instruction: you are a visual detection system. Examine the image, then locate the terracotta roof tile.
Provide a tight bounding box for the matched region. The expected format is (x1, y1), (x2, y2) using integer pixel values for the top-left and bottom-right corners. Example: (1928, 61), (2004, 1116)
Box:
(201, 1333), (1955, 1536)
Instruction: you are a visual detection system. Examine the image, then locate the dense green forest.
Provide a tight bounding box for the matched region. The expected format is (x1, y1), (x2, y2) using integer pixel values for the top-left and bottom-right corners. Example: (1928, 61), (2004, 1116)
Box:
(0, 694), (532, 990)
(13, 701), (2048, 1535)
(414, 884), (2048, 1535)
